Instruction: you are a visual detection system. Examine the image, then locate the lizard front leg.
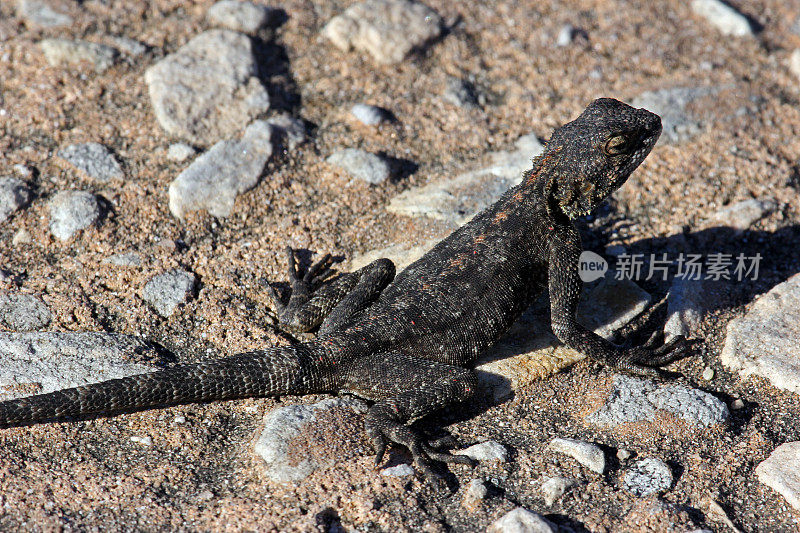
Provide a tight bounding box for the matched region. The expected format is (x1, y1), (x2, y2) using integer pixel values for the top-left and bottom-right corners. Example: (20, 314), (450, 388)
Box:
(547, 226), (693, 376)
(341, 352), (478, 480)
(266, 247), (395, 333)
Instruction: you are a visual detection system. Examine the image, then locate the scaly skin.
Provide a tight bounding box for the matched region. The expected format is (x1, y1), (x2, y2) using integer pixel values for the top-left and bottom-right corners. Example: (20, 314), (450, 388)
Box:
(0, 98), (692, 479)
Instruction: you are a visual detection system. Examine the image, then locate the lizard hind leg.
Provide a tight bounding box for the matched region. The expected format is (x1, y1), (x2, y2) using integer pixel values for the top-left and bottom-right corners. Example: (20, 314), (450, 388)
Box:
(266, 247), (395, 333)
(342, 353), (478, 482)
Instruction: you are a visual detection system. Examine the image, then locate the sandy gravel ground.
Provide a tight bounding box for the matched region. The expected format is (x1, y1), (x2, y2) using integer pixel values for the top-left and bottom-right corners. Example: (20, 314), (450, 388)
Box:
(1, 0), (799, 531)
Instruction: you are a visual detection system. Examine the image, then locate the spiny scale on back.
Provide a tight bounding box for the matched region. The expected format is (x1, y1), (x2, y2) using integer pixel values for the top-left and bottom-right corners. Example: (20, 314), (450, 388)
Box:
(0, 98), (692, 480)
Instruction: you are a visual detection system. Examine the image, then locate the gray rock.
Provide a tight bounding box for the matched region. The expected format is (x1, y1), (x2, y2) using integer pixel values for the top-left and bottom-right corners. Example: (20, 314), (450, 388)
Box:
(109, 36), (147, 57)
(624, 458), (673, 497)
(462, 479), (488, 510)
(756, 442), (800, 511)
(664, 277), (711, 339)
(588, 374), (729, 429)
(327, 149), (391, 185)
(144, 30), (270, 146)
(487, 507), (558, 533)
(443, 78), (480, 109)
(39, 39), (118, 72)
(541, 476), (577, 506)
(721, 272), (800, 394)
(388, 133), (544, 225)
(632, 87), (717, 143)
(169, 120), (273, 219)
(548, 438), (605, 474)
(254, 397), (368, 482)
(350, 103), (388, 126)
(102, 252), (142, 267)
(0, 293), (51, 331)
(576, 272), (651, 341)
(454, 440), (508, 463)
(322, 0), (443, 65)
(381, 463), (415, 477)
(142, 268), (196, 318)
(57, 143), (123, 182)
(0, 332), (163, 401)
(706, 198), (775, 232)
(48, 191), (100, 241)
(0, 177), (32, 223)
(691, 0), (755, 36)
(207, 0), (278, 34)
(167, 143), (197, 163)
(266, 115), (307, 151)
(16, 0), (72, 28)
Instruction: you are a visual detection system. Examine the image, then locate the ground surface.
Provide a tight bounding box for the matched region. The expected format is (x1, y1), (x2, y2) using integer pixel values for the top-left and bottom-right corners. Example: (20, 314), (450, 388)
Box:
(1, 0), (800, 531)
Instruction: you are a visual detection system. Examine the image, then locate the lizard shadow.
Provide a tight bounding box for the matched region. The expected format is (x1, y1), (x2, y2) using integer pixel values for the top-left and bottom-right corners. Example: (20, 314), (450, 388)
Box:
(250, 13), (301, 115)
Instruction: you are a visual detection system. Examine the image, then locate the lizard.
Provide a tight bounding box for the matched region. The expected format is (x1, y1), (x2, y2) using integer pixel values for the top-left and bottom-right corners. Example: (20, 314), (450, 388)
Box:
(0, 98), (692, 478)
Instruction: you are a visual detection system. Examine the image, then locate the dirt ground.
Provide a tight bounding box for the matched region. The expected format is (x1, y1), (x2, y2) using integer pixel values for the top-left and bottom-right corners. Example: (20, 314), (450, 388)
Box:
(1, 0), (800, 531)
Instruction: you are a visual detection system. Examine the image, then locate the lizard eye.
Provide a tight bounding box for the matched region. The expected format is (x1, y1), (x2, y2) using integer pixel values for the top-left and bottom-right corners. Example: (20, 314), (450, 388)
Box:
(603, 134), (631, 156)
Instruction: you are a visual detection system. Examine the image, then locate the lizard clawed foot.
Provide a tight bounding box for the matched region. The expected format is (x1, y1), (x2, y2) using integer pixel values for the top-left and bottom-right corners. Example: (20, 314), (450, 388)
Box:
(365, 406), (475, 483)
(264, 247), (335, 327)
(615, 333), (698, 377)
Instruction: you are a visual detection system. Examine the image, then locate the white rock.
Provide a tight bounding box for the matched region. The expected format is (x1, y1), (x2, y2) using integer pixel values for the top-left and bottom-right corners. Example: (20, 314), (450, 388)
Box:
(144, 30), (270, 146)
(541, 476), (577, 506)
(388, 133), (543, 225)
(381, 463), (415, 477)
(691, 0), (755, 36)
(167, 143), (197, 163)
(39, 38), (117, 72)
(455, 440), (508, 463)
(48, 191), (100, 241)
(721, 272), (800, 395)
(322, 0), (443, 65)
(0, 333), (162, 401)
(254, 398), (368, 482)
(16, 0), (72, 28)
(756, 442), (800, 511)
(487, 507), (558, 533)
(789, 49), (800, 80)
(351, 103), (387, 126)
(207, 0), (278, 34)
(169, 120), (273, 219)
(548, 438), (605, 474)
(462, 479), (488, 510)
(706, 199), (775, 232)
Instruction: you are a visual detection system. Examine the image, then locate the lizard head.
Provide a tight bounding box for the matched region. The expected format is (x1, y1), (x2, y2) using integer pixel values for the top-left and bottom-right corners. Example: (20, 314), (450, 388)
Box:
(531, 98), (662, 219)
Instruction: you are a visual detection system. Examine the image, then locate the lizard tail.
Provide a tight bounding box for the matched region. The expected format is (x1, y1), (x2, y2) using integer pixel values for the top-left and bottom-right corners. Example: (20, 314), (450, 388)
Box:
(0, 345), (321, 428)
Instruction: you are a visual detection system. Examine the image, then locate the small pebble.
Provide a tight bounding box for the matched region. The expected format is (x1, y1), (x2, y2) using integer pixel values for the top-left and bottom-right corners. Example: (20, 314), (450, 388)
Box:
(624, 458), (673, 497)
(48, 191), (100, 241)
(548, 437), (606, 474)
(617, 449), (632, 461)
(327, 148), (391, 185)
(541, 476), (577, 506)
(174, 415), (186, 424)
(731, 399), (745, 410)
(167, 143), (197, 163)
(702, 367), (715, 380)
(350, 103), (387, 126)
(12, 228), (32, 245)
(462, 479), (488, 510)
(381, 463), (415, 477)
(455, 440), (508, 463)
(130, 436), (153, 446)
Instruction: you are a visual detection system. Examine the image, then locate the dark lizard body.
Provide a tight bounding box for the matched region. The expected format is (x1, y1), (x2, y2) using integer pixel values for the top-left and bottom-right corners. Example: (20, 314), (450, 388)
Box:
(0, 99), (690, 476)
